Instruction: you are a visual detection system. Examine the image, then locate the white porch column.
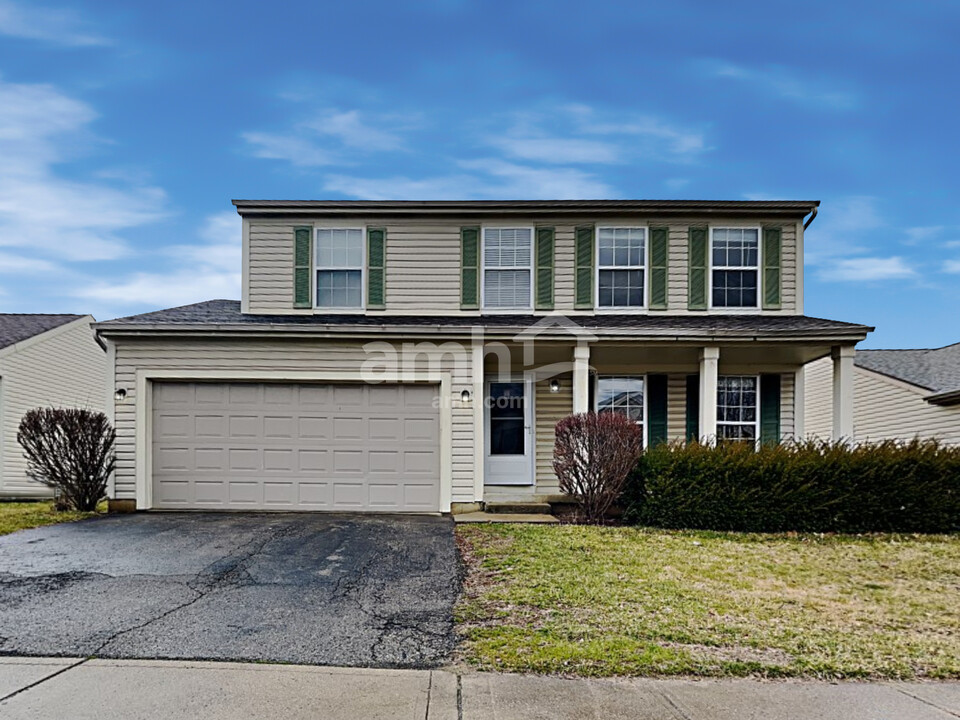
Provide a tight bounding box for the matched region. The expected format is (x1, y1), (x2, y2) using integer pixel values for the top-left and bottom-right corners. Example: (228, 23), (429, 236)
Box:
(699, 346), (719, 444)
(471, 339), (485, 501)
(572, 342), (591, 414)
(831, 345), (855, 441)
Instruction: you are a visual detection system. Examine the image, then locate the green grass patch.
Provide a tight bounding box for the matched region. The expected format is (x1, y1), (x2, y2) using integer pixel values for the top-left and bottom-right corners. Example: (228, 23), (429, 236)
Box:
(0, 500), (104, 536)
(456, 524), (960, 679)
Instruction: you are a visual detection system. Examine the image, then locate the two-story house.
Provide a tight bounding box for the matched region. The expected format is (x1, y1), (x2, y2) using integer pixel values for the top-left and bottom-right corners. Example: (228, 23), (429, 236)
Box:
(94, 200), (872, 513)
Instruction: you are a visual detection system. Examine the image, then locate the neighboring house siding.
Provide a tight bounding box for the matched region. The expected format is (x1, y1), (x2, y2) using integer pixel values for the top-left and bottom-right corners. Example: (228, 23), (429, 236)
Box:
(804, 358), (960, 444)
(853, 370), (960, 444)
(111, 337), (476, 503)
(245, 217), (801, 316)
(0, 319), (106, 498)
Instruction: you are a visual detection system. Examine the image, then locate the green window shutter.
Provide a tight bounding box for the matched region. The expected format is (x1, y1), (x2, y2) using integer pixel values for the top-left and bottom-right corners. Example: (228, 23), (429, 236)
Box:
(762, 226), (782, 309)
(688, 226), (708, 310)
(760, 373), (782, 445)
(647, 374), (668, 447)
(535, 226), (555, 310)
(649, 226), (668, 310)
(367, 227), (386, 309)
(574, 225), (594, 309)
(685, 374), (700, 443)
(460, 226), (480, 310)
(293, 226), (312, 309)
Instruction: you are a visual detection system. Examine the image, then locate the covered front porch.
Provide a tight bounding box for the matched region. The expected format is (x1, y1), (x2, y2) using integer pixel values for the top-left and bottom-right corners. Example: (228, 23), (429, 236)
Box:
(473, 335), (863, 504)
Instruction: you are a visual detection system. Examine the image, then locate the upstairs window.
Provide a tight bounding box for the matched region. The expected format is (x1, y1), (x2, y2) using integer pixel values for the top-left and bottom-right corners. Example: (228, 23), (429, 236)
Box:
(597, 227), (645, 308)
(717, 375), (758, 440)
(596, 375), (645, 439)
(711, 228), (759, 308)
(483, 227), (533, 309)
(316, 228), (364, 309)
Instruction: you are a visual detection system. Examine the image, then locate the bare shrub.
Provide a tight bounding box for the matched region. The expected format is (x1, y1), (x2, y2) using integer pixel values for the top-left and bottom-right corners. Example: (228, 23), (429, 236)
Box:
(17, 408), (115, 512)
(553, 412), (644, 523)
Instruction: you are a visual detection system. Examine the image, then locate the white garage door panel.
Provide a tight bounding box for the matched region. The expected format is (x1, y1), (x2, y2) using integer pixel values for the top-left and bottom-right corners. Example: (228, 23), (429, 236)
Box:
(152, 382), (441, 511)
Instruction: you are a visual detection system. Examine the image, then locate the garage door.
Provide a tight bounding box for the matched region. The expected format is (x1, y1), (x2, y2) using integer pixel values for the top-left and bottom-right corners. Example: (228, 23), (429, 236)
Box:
(151, 382), (441, 511)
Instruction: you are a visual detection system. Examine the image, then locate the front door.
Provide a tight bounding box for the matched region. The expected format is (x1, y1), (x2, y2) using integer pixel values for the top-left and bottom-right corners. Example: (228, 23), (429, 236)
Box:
(484, 378), (534, 485)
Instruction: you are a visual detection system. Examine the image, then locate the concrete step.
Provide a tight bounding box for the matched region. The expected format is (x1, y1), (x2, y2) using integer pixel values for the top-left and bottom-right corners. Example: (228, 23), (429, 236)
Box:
(454, 512), (559, 524)
(484, 502), (553, 515)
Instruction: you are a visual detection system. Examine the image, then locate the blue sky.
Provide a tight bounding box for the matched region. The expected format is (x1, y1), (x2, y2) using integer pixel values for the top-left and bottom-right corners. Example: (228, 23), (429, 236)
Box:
(0, 0), (958, 348)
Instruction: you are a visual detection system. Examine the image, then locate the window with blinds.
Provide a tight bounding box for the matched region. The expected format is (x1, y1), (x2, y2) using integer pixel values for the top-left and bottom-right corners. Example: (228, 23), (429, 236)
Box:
(483, 227), (533, 309)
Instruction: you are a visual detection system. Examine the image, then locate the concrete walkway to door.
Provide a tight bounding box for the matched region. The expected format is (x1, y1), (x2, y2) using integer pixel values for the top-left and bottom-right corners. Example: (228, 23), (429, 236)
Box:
(2, 657), (959, 720)
(0, 513), (458, 667)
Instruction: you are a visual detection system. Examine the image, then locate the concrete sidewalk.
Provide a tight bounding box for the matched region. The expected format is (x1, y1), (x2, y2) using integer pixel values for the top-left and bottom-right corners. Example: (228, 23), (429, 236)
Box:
(1, 657), (958, 720)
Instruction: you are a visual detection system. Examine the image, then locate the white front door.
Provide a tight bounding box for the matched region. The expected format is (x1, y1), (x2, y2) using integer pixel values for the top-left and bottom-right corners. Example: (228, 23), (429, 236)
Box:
(483, 377), (534, 485)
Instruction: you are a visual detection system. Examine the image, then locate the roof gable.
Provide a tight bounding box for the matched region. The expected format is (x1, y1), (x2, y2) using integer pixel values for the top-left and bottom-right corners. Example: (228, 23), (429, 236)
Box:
(0, 314), (84, 352)
(856, 343), (960, 400)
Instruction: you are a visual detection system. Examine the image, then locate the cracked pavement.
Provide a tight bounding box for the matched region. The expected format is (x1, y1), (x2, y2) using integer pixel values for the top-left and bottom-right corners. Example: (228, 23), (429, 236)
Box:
(0, 513), (459, 668)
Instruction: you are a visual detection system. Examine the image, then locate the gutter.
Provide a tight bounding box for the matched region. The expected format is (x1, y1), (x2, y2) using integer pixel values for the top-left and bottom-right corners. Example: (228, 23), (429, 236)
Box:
(925, 388), (960, 406)
(803, 205), (819, 230)
(93, 323), (873, 344)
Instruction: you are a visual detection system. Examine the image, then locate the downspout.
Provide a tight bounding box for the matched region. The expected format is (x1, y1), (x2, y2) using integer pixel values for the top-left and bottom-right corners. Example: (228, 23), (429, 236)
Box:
(803, 205), (819, 230)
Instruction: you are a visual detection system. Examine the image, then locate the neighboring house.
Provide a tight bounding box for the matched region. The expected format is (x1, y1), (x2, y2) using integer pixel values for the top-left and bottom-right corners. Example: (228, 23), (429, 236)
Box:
(94, 200), (872, 513)
(0, 314), (107, 498)
(805, 343), (960, 444)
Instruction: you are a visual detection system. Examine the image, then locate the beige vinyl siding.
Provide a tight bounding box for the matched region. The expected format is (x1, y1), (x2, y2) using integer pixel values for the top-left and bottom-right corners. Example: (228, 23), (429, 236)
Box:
(804, 357), (960, 445)
(384, 224), (461, 313)
(853, 369), (960, 444)
(553, 227), (576, 312)
(245, 217), (801, 316)
(534, 374), (572, 493)
(0, 318), (106, 498)
(667, 374), (687, 441)
(248, 223), (297, 313)
(804, 356), (833, 439)
(780, 371), (796, 439)
(111, 337), (476, 503)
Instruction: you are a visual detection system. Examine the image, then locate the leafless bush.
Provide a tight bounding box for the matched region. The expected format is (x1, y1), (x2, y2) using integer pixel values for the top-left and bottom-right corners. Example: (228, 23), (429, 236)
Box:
(17, 408), (115, 512)
(553, 412), (644, 523)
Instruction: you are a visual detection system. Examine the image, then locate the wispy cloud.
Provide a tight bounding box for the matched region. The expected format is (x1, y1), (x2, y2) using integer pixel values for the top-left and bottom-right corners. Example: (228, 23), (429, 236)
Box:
(0, 77), (167, 262)
(706, 60), (858, 111)
(488, 105), (706, 165)
(75, 212), (241, 309)
(903, 225), (943, 245)
(244, 98), (703, 198)
(0, 250), (60, 274)
(242, 109), (413, 167)
(0, 0), (109, 46)
(943, 259), (960, 274)
(819, 256), (917, 282)
(325, 159), (614, 200)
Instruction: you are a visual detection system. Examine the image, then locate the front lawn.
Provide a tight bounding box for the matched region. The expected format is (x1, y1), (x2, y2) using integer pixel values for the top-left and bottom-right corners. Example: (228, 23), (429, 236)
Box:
(456, 524), (960, 679)
(0, 501), (103, 536)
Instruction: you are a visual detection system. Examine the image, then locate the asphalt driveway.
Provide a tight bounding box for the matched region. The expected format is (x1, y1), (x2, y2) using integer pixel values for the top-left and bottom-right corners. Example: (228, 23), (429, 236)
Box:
(0, 513), (458, 668)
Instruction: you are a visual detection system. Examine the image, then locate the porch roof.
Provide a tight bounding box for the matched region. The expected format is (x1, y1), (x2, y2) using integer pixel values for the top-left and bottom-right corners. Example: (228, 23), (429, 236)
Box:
(95, 300), (872, 343)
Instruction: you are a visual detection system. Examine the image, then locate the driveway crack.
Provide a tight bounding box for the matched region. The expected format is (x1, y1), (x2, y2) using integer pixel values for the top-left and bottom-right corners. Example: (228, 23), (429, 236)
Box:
(91, 525), (293, 656)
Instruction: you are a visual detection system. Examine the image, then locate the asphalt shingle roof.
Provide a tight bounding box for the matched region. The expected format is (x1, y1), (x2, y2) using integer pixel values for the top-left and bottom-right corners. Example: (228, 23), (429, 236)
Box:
(856, 344), (960, 396)
(0, 314), (83, 351)
(96, 299), (871, 338)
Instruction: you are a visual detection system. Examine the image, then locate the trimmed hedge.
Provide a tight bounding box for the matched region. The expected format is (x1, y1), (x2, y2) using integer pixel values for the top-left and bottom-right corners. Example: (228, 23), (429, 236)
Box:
(623, 439), (960, 533)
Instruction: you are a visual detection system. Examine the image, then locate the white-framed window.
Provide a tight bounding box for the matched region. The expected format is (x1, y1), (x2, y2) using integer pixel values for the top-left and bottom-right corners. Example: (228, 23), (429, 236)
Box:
(710, 227), (759, 309)
(315, 228), (364, 309)
(596, 375), (645, 440)
(717, 375), (758, 440)
(597, 227), (646, 309)
(483, 227), (533, 310)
